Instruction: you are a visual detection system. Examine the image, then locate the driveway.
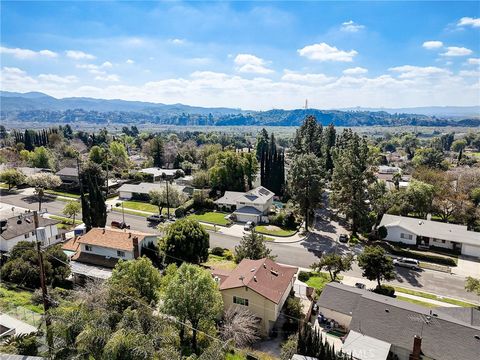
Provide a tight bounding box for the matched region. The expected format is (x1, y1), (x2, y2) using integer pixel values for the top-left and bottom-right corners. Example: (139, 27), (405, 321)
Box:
(453, 256), (480, 277)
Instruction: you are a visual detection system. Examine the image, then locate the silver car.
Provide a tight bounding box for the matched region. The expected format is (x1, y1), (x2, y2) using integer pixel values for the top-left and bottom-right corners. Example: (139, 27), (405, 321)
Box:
(393, 257), (420, 270)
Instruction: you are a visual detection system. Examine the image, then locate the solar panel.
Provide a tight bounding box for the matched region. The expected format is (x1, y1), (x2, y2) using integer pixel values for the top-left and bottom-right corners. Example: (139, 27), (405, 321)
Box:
(258, 188), (270, 196)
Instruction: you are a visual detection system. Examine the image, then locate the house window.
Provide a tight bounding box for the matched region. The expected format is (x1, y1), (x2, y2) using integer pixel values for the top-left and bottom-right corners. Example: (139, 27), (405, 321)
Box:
(233, 296), (249, 306)
(85, 245), (93, 251)
(400, 233), (413, 240)
(117, 250), (125, 257)
(24, 234), (29, 239)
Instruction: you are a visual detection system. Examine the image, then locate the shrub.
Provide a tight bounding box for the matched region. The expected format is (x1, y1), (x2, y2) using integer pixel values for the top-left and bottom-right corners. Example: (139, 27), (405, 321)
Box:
(174, 207), (185, 218)
(378, 226), (388, 239)
(381, 242), (457, 267)
(224, 250), (234, 261)
(373, 285), (395, 297)
(298, 271), (311, 282)
(211, 247), (225, 256)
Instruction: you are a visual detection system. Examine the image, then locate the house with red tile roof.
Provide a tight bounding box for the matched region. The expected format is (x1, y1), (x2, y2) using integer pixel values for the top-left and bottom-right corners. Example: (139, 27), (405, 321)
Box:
(211, 258), (297, 335)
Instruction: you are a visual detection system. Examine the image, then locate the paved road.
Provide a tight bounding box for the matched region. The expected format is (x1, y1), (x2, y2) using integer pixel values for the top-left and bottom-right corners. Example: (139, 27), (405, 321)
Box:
(2, 190), (479, 303)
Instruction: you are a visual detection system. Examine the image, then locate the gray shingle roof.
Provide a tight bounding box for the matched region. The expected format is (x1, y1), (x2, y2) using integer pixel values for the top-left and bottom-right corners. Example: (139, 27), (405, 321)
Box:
(380, 214), (480, 246)
(321, 283), (480, 360)
(233, 206), (263, 215)
(0, 214), (59, 240)
(118, 182), (185, 195)
(56, 167), (78, 177)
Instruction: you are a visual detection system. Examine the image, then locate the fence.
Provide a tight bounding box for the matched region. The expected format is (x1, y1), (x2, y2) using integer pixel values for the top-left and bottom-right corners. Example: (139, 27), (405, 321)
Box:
(1, 304), (44, 328)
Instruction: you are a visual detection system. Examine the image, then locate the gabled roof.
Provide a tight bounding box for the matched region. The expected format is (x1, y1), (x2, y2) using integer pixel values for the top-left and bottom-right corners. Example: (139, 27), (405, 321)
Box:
(140, 168), (181, 177)
(342, 330), (391, 360)
(56, 167), (78, 177)
(319, 283), (480, 360)
(0, 214), (59, 240)
(219, 258), (297, 304)
(214, 191), (245, 206)
(215, 186), (274, 206)
(380, 214), (480, 246)
(75, 228), (155, 251)
(233, 206), (263, 215)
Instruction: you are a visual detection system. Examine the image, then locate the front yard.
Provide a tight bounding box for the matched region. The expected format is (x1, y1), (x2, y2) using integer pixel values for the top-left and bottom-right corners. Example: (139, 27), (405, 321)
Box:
(45, 189), (80, 199)
(0, 285), (44, 314)
(115, 200), (176, 215)
(188, 211), (231, 226)
(255, 224), (297, 237)
(202, 254), (237, 270)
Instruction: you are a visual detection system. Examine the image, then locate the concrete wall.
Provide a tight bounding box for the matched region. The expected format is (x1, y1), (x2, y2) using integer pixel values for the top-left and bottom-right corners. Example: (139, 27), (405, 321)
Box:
(80, 243), (134, 260)
(384, 225), (417, 246)
(221, 286), (278, 336)
(317, 307), (353, 329)
(462, 244), (480, 258)
(0, 225), (60, 252)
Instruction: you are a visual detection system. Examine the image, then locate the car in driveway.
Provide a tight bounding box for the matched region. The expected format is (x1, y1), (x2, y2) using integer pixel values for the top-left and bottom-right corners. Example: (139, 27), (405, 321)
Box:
(147, 214), (165, 223)
(244, 221), (254, 231)
(393, 257), (420, 270)
(111, 221), (130, 229)
(338, 234), (349, 243)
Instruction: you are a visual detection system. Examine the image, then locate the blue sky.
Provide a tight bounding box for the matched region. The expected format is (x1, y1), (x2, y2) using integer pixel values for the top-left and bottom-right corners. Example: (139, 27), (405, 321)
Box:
(1, 1), (479, 110)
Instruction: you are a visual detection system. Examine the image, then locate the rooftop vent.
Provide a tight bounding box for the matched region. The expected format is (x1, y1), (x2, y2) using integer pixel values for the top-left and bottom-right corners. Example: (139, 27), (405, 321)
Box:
(250, 268), (256, 272)
(253, 276), (257, 282)
(270, 269), (279, 276)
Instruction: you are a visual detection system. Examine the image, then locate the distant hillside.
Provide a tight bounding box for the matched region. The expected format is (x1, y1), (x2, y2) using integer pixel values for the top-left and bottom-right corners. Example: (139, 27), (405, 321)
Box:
(341, 106), (480, 118)
(1, 91), (479, 127)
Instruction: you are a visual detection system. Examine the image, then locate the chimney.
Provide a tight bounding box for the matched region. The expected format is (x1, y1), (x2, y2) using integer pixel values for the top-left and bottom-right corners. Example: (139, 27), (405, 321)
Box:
(409, 335), (422, 360)
(132, 236), (139, 258)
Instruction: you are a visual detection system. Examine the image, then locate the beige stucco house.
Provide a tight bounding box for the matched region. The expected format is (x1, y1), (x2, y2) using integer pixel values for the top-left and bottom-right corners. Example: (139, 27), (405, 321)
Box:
(211, 258), (297, 336)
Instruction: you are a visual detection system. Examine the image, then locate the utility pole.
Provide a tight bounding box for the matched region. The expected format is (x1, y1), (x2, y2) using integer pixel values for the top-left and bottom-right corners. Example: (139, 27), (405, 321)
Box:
(33, 211), (53, 354)
(105, 149), (109, 198)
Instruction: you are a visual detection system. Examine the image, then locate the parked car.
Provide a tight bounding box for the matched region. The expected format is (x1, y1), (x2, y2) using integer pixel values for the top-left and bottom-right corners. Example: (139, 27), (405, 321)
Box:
(393, 257), (420, 270)
(354, 282), (366, 289)
(338, 234), (349, 243)
(111, 221), (130, 229)
(147, 214), (165, 223)
(244, 221), (254, 231)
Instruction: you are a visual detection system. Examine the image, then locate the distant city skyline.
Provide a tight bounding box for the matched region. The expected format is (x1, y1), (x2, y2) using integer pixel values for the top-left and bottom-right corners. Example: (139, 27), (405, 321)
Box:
(1, 1), (479, 110)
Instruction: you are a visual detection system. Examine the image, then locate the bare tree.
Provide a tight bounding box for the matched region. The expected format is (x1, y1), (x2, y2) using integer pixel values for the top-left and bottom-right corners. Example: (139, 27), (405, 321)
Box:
(219, 306), (260, 348)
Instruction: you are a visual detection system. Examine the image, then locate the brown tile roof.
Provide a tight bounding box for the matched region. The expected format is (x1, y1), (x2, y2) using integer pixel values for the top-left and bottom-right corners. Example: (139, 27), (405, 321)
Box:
(61, 237), (80, 252)
(210, 268), (232, 286)
(219, 258), (297, 304)
(71, 251), (119, 268)
(75, 228), (154, 252)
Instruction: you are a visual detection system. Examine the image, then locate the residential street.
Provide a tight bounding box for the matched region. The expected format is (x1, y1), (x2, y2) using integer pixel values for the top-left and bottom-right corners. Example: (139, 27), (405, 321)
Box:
(1, 189), (479, 303)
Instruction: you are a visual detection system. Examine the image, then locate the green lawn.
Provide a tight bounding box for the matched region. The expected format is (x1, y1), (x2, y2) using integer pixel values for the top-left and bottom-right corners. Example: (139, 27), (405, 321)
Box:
(49, 215), (83, 225)
(305, 272), (340, 291)
(396, 295), (438, 308)
(112, 207), (149, 218)
(188, 211), (230, 226)
(201, 224), (217, 231)
(119, 200), (176, 215)
(255, 225), (297, 237)
(0, 286), (44, 314)
(0, 182), (9, 189)
(394, 287), (477, 307)
(45, 189), (80, 199)
(202, 254), (237, 270)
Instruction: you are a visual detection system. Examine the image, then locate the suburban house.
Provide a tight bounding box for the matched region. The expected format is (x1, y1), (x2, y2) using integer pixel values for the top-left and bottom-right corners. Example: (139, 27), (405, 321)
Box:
(317, 282), (480, 360)
(0, 213), (61, 252)
(62, 227), (158, 269)
(56, 167), (79, 185)
(215, 186), (274, 224)
(139, 167), (184, 182)
(117, 182), (191, 200)
(379, 214), (480, 258)
(375, 166), (411, 191)
(211, 258), (297, 335)
(0, 164), (52, 177)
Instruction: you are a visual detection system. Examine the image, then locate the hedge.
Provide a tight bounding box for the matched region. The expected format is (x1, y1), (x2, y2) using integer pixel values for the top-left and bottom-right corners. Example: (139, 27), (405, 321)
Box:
(380, 242), (457, 267)
(175, 199), (195, 218)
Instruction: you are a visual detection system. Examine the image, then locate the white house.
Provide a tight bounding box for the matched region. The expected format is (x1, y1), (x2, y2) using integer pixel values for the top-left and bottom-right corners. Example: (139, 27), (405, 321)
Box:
(379, 214), (480, 258)
(0, 213), (61, 252)
(215, 186), (274, 224)
(62, 227), (158, 269)
(139, 167), (184, 182)
(117, 182), (190, 200)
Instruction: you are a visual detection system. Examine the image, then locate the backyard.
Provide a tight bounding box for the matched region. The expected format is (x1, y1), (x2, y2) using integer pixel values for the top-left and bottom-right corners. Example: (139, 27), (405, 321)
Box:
(0, 285), (44, 314)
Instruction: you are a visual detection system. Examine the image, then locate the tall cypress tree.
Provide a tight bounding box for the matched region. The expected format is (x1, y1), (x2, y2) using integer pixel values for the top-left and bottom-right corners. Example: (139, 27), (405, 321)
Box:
(80, 161), (107, 230)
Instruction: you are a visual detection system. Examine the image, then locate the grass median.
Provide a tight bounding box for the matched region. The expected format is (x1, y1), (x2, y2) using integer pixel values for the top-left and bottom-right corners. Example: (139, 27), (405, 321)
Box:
(394, 286), (477, 307)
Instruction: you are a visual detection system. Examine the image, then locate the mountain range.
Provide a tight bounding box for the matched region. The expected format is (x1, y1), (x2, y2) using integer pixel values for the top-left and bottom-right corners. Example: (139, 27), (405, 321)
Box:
(1, 91), (479, 127)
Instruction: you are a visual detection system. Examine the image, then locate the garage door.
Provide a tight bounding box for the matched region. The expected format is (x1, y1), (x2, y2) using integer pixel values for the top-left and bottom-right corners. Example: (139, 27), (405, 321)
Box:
(462, 244), (480, 258)
(119, 191), (132, 199)
(236, 214), (258, 223)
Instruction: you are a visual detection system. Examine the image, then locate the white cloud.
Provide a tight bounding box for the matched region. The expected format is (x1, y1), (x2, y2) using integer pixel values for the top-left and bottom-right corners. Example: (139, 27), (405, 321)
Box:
(65, 50), (96, 60)
(281, 70), (334, 84)
(169, 38), (186, 45)
(0, 46), (58, 59)
(101, 61), (113, 68)
(458, 17), (480, 28)
(467, 58), (480, 65)
(234, 54), (274, 74)
(126, 59), (135, 64)
(341, 20), (365, 32)
(343, 67), (368, 75)
(38, 74), (78, 84)
(459, 70), (480, 77)
(442, 46), (473, 57)
(298, 43), (358, 62)
(422, 41), (443, 49)
(95, 74), (120, 82)
(389, 65), (451, 78)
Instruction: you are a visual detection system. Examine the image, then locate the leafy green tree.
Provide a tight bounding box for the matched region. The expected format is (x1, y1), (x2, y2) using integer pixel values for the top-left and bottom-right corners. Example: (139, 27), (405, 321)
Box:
(331, 130), (373, 234)
(209, 151), (247, 192)
(27, 173), (62, 210)
(162, 263), (223, 351)
(288, 154), (323, 230)
(412, 147), (446, 169)
(322, 124), (336, 176)
(311, 253), (353, 281)
(465, 277), (480, 296)
(234, 229), (273, 263)
(358, 246), (395, 288)
(108, 257), (162, 311)
(150, 137), (165, 167)
(62, 200), (81, 225)
(0, 168), (26, 190)
(191, 170), (210, 188)
(88, 145), (105, 164)
(451, 139), (467, 153)
(243, 152), (259, 190)
(1, 241), (70, 288)
(161, 218), (209, 265)
(109, 141), (129, 169)
(291, 115), (323, 157)
(406, 180), (435, 219)
(79, 161), (107, 230)
(29, 146), (53, 169)
(149, 187), (185, 215)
